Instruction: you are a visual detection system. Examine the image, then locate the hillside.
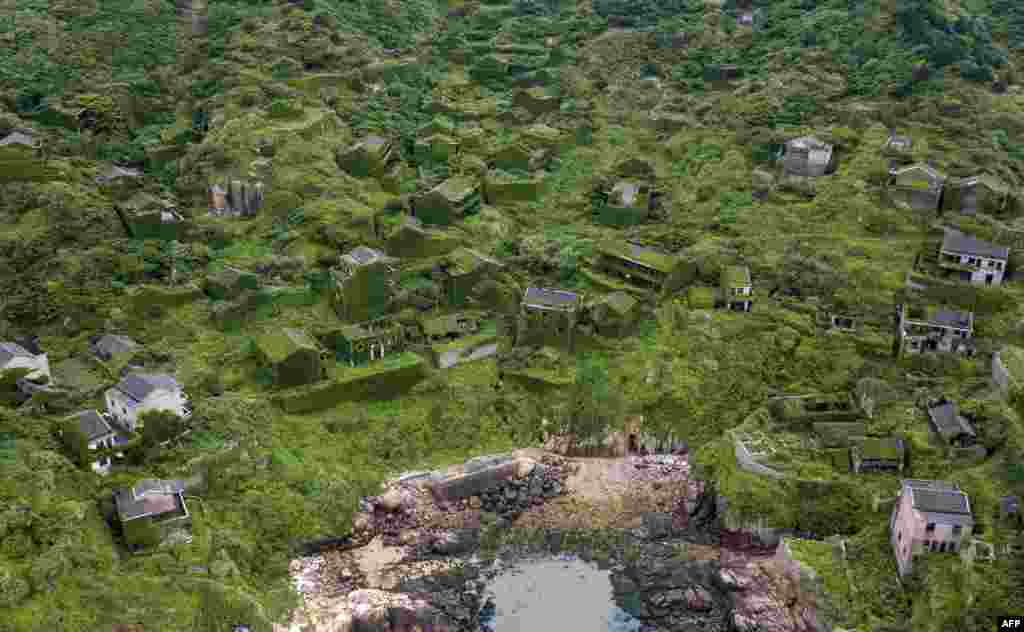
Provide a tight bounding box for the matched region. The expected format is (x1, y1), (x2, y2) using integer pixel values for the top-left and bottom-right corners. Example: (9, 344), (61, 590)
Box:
(2, 0), (1024, 630)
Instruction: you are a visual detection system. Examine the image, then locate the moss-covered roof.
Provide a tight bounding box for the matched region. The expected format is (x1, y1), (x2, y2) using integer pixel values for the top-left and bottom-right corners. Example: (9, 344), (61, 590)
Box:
(419, 313), (479, 337)
(854, 437), (904, 460)
(721, 265), (751, 288)
(602, 291), (638, 315)
(445, 247), (501, 276)
(435, 176), (480, 202)
(598, 241), (678, 274)
(256, 328), (318, 364)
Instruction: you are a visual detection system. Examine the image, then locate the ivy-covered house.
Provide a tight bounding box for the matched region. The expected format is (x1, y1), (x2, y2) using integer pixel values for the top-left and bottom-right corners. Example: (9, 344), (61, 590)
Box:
(925, 399), (977, 448)
(331, 246), (397, 323)
(887, 163), (947, 211)
(335, 318), (412, 367)
(116, 193), (186, 241)
(60, 409), (131, 475)
(516, 287), (584, 351)
(719, 266), (753, 311)
(113, 479), (191, 551)
(438, 247), (503, 308)
(588, 291), (640, 337)
(418, 312), (483, 344)
(255, 328), (327, 387)
(594, 180), (653, 227)
(943, 174), (1010, 216)
(782, 136), (834, 177)
(411, 176), (482, 226)
(336, 135), (398, 177)
(593, 241), (694, 293)
(850, 437), (905, 473)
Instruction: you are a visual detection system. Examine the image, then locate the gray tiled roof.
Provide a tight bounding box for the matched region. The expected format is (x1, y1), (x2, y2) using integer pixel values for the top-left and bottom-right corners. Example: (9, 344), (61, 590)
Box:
(929, 308), (972, 329)
(114, 479), (186, 522)
(75, 409), (114, 441)
(91, 334), (139, 358)
(912, 488), (971, 514)
(941, 230), (1009, 260)
(523, 287), (580, 309)
(114, 373), (180, 402)
(926, 401), (976, 439)
(0, 342), (33, 366)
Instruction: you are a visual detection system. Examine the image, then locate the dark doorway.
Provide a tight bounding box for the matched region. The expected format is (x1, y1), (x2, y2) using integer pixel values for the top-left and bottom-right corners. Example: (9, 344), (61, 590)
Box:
(628, 434), (638, 453)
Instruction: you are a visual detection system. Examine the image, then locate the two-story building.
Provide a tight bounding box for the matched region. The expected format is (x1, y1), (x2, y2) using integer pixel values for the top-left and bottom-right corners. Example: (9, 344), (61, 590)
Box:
(896, 304), (974, 356)
(593, 241), (693, 293)
(782, 136), (834, 177)
(720, 266), (753, 311)
(944, 174), (1011, 216)
(113, 478), (191, 551)
(888, 163), (947, 211)
(332, 246), (397, 323)
(104, 373), (192, 433)
(335, 318), (413, 367)
(0, 341), (52, 396)
(517, 287), (584, 351)
(937, 229), (1009, 286)
(890, 479), (974, 577)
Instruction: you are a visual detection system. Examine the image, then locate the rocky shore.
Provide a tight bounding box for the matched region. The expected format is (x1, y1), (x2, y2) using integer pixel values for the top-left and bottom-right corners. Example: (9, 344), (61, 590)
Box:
(275, 450), (836, 632)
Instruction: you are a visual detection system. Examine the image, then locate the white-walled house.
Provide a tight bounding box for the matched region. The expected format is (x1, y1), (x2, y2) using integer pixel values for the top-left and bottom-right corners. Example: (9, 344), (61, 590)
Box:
(0, 342), (51, 394)
(104, 373), (191, 432)
(64, 410), (130, 475)
(890, 479), (974, 577)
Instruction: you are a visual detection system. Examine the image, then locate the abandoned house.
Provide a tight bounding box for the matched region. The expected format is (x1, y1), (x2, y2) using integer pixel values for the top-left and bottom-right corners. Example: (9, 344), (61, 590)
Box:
(883, 134), (913, 156)
(897, 304), (974, 356)
(594, 180), (653, 227)
(89, 334), (140, 364)
(594, 241), (693, 292)
(113, 478), (191, 551)
(104, 373), (192, 433)
(887, 163), (947, 211)
(517, 287), (584, 351)
(589, 291), (641, 338)
(332, 246), (397, 322)
(850, 437), (905, 473)
(411, 176), (483, 226)
(937, 229), (1009, 286)
(890, 479), (974, 577)
(116, 193), (186, 240)
(720, 266), (753, 311)
(926, 399), (977, 448)
(336, 135), (397, 178)
(61, 409), (130, 475)
(992, 344), (1024, 398)
(0, 341), (51, 395)
(438, 247), (503, 308)
(208, 180), (264, 217)
(782, 136), (834, 177)
(335, 318), (411, 367)
(944, 174), (1010, 216)
(255, 328), (327, 387)
(418, 312), (483, 344)
(385, 216), (457, 259)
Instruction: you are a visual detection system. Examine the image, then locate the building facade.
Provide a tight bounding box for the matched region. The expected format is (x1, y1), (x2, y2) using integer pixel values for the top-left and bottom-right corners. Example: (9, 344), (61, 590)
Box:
(782, 136), (833, 177)
(887, 163), (946, 211)
(937, 229), (1009, 286)
(336, 318), (413, 367)
(332, 246), (397, 323)
(720, 266), (753, 311)
(104, 373), (191, 432)
(897, 304), (974, 356)
(517, 287), (584, 351)
(594, 241), (691, 292)
(890, 479), (974, 577)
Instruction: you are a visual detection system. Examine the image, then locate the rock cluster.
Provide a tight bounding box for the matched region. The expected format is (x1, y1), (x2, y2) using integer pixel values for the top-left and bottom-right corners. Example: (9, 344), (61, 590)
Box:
(477, 459), (567, 520)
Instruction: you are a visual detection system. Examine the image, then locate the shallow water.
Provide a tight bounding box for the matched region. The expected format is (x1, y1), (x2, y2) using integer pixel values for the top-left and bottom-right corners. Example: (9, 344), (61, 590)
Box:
(480, 555), (645, 632)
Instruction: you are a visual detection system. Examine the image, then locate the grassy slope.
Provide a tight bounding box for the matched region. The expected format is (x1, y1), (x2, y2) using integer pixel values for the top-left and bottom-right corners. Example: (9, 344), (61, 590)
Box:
(0, 0), (1023, 629)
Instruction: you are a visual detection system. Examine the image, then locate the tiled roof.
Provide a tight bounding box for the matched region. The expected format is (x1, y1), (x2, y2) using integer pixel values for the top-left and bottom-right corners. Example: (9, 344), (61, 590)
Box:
(114, 479), (186, 522)
(926, 401), (976, 439)
(599, 241), (679, 274)
(857, 437), (904, 460)
(75, 409), (114, 441)
(523, 287), (581, 309)
(911, 488), (971, 515)
(114, 373), (180, 402)
(941, 229), (1009, 260)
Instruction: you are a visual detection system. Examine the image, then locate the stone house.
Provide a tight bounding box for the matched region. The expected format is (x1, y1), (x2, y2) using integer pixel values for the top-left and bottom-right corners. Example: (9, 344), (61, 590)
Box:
(782, 136), (834, 177)
(0, 341), (51, 395)
(336, 135), (397, 178)
(588, 292), (640, 338)
(208, 180), (264, 217)
(516, 287), (584, 351)
(116, 193), (186, 240)
(60, 409), (131, 475)
(944, 174), (1010, 216)
(89, 334), (139, 364)
(896, 304), (974, 356)
(593, 241), (694, 293)
(890, 479), (974, 577)
(438, 247), (503, 308)
(255, 328), (327, 387)
(595, 180), (653, 227)
(925, 399), (977, 448)
(411, 176), (482, 226)
(937, 229), (1009, 286)
(332, 246), (397, 323)
(335, 318), (412, 367)
(113, 478), (191, 551)
(720, 266), (753, 311)
(418, 312), (482, 345)
(992, 344), (1024, 398)
(887, 163), (946, 211)
(104, 373), (192, 433)
(850, 437), (905, 473)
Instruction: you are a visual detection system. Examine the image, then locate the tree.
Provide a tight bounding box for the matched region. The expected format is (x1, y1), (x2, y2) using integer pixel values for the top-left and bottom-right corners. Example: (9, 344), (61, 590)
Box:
(139, 409), (187, 448)
(560, 353), (624, 447)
